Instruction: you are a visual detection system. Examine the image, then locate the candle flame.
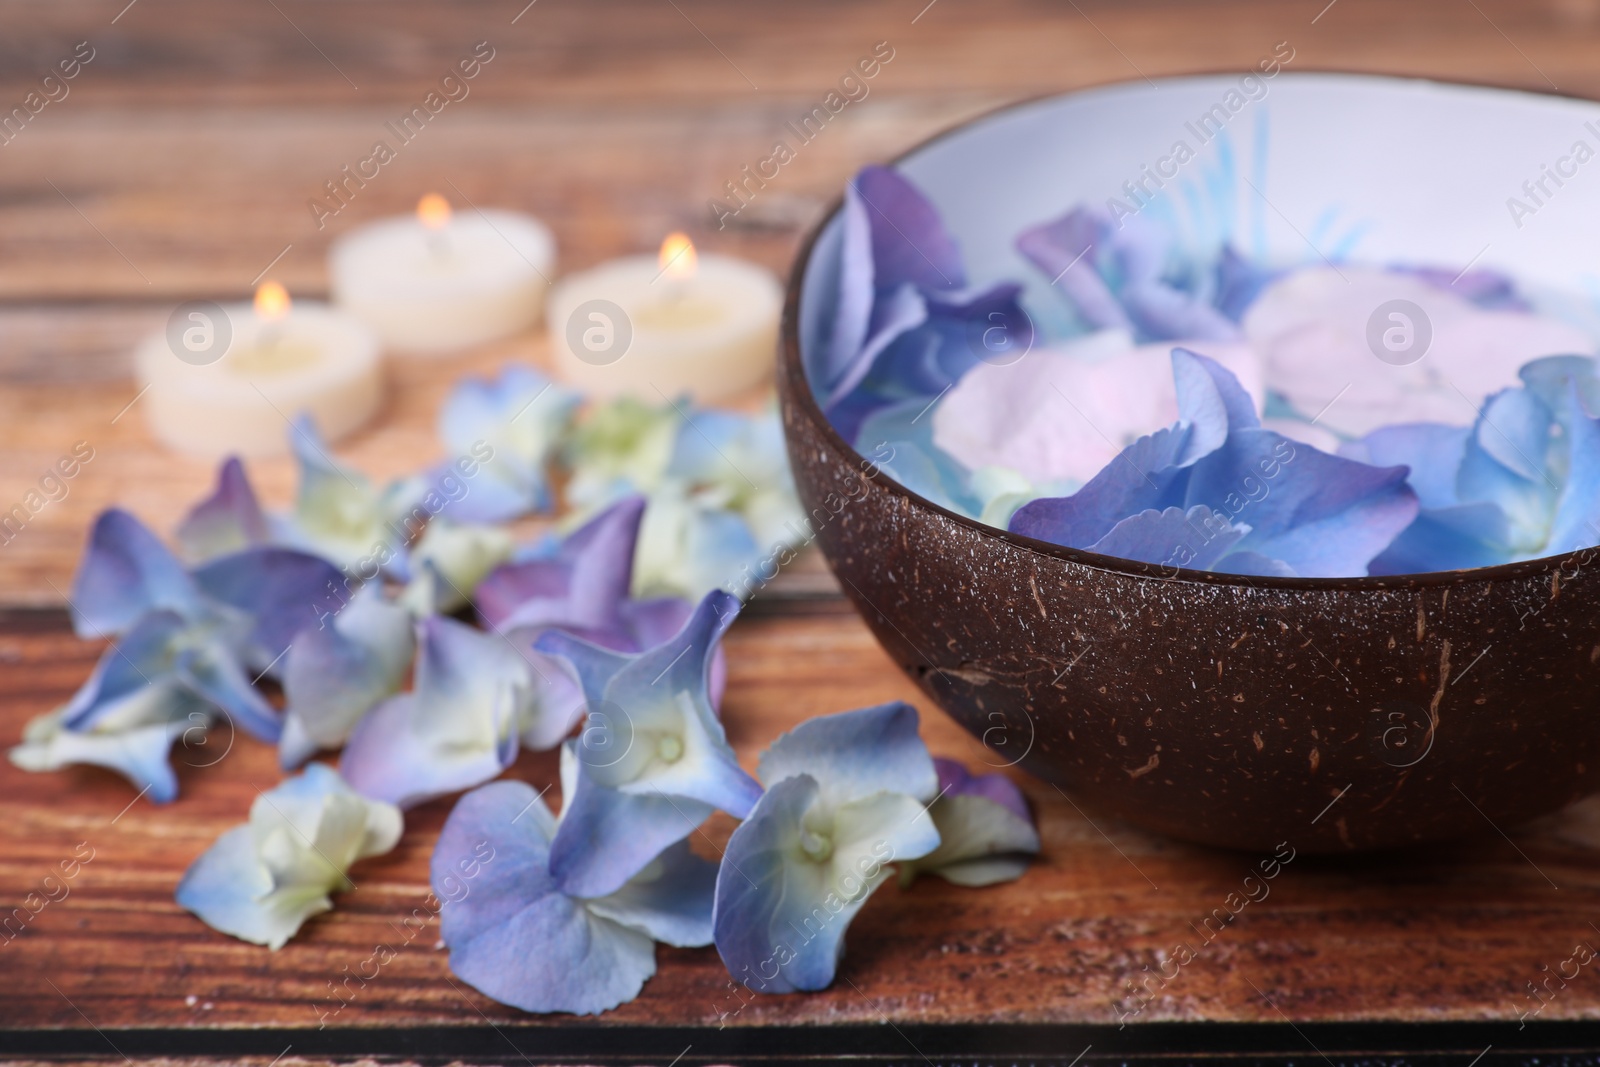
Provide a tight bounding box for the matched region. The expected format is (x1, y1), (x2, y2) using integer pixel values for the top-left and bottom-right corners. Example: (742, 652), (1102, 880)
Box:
(659, 232), (697, 281)
(254, 280), (291, 321)
(418, 193), (452, 230)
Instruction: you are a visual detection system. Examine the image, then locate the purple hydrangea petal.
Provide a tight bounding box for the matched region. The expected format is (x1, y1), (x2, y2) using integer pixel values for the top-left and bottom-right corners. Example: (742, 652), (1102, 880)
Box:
(933, 757), (1031, 824)
(174, 634), (283, 743)
(175, 457), (272, 563)
(850, 165), (966, 294)
(70, 509), (201, 638)
(1008, 425), (1193, 548)
(192, 547), (345, 681)
(1085, 505), (1249, 570)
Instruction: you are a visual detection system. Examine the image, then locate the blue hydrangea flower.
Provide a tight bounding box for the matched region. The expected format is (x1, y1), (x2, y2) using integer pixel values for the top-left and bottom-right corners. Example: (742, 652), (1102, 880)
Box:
(275, 416), (421, 577)
(818, 166), (1034, 446)
(11, 509), (343, 800)
(339, 615), (529, 810)
(712, 702), (941, 994)
(477, 497), (726, 751)
(565, 398), (805, 601)
(1016, 204), (1251, 342)
(897, 758), (1039, 888)
(1343, 355), (1600, 573)
(432, 779), (715, 1015)
(534, 590), (759, 898)
(436, 364), (580, 523)
(1010, 349), (1420, 577)
(398, 518), (514, 615)
(176, 762), (402, 949)
(279, 585), (416, 768)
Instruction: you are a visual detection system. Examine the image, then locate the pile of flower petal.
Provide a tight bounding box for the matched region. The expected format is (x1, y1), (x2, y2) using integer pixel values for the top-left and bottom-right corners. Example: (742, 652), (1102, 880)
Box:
(10, 365), (1040, 1015)
(817, 166), (1600, 576)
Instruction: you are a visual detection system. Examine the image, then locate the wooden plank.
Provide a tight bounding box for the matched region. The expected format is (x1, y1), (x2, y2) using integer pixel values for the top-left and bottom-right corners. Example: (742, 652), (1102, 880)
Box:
(4, 604), (1600, 1030)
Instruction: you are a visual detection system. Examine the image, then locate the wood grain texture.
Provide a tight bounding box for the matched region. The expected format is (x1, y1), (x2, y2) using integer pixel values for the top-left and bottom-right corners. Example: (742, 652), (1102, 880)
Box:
(6, 605), (1600, 1031)
(5, 0), (1600, 1039)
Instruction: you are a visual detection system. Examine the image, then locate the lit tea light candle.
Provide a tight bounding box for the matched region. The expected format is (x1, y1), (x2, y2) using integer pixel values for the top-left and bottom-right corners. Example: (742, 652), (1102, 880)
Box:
(548, 233), (782, 402)
(135, 282), (383, 458)
(330, 193), (556, 355)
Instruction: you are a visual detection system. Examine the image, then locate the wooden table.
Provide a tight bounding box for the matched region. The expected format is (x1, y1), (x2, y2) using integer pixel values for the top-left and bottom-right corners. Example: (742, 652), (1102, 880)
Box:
(8, 1), (1600, 1062)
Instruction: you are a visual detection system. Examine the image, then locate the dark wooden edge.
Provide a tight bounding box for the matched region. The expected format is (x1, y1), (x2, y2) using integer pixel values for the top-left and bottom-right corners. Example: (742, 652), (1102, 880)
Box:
(6, 1020), (1600, 1063)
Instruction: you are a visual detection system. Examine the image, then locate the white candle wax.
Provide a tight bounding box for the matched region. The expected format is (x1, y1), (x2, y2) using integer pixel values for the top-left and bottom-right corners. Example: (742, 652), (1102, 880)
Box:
(330, 199), (555, 355)
(548, 240), (782, 403)
(136, 289), (382, 458)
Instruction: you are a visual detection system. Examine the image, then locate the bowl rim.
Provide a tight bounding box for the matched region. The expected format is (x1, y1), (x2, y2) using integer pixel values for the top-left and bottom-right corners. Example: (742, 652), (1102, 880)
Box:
(778, 70), (1600, 593)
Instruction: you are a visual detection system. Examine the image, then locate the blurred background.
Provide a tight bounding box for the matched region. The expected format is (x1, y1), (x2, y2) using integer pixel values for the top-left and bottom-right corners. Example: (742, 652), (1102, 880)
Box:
(1, 0), (1598, 604)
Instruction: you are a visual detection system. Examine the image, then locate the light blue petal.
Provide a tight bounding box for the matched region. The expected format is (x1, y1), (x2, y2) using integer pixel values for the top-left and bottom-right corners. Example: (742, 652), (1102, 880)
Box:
(712, 776), (936, 994)
(175, 636), (283, 743)
(1171, 348), (1258, 465)
(1345, 423), (1471, 510)
(549, 748), (714, 899)
(1546, 384), (1600, 555)
(70, 509), (201, 638)
(584, 839), (717, 947)
(432, 780), (658, 1016)
(280, 588), (414, 764)
(1474, 387), (1553, 483)
(174, 825), (287, 947)
(899, 789), (1040, 888)
(338, 616), (524, 809)
(756, 701), (937, 804)
(9, 716), (185, 803)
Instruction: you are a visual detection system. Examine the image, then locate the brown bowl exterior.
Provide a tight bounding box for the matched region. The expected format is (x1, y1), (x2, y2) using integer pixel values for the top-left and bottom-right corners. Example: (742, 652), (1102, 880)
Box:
(777, 227), (1600, 856)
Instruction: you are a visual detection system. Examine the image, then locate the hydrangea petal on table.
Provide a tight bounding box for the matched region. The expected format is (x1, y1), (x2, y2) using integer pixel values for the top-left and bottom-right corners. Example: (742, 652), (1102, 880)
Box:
(435, 364), (579, 523)
(713, 702), (942, 994)
(12, 509), (346, 798)
(399, 517), (514, 615)
(563, 396), (806, 601)
(816, 165), (1033, 445)
(174, 456), (273, 563)
(274, 416), (423, 577)
(1243, 265), (1596, 437)
(279, 584), (415, 768)
(897, 758), (1040, 888)
(340, 615), (530, 810)
(476, 496), (727, 751)
(1010, 349), (1420, 577)
(176, 763), (401, 949)
(431, 779), (716, 1015)
(1343, 355), (1600, 573)
(534, 589), (759, 898)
